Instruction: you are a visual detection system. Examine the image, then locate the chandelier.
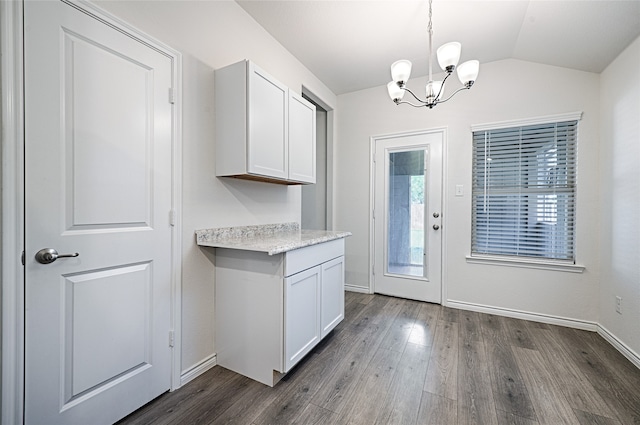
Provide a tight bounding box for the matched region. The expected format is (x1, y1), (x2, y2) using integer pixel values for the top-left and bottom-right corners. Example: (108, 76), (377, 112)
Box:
(387, 0), (479, 108)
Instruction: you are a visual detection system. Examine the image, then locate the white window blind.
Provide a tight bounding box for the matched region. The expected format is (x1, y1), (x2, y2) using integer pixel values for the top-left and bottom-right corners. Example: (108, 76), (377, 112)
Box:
(471, 120), (578, 261)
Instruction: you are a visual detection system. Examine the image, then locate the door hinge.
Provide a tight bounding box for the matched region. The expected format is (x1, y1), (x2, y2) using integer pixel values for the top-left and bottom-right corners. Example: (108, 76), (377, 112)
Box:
(21, 250), (25, 266)
(169, 330), (175, 347)
(372, 209), (375, 220)
(169, 209), (176, 226)
(168, 88), (176, 104)
(372, 265), (375, 276)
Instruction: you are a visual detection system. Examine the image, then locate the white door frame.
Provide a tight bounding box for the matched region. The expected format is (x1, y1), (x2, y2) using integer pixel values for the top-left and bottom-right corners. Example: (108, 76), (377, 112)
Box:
(1, 2), (183, 423)
(369, 128), (448, 303)
(301, 86), (335, 230)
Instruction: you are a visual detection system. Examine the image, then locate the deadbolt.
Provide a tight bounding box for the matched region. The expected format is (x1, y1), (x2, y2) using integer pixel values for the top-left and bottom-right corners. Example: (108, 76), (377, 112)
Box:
(433, 224), (440, 230)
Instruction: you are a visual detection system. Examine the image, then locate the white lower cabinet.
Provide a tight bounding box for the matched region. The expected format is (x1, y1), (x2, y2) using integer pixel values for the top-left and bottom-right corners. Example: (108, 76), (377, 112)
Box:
(284, 266), (321, 371)
(215, 239), (345, 386)
(320, 257), (345, 338)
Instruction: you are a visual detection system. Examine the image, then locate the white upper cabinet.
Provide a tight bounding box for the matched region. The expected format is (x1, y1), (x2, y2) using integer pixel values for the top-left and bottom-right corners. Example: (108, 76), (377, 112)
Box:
(288, 91), (316, 184)
(215, 60), (316, 185)
(247, 64), (288, 179)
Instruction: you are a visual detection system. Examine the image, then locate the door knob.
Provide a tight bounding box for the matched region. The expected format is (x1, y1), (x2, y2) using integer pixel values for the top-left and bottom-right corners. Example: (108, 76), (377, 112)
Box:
(433, 212), (440, 218)
(35, 248), (79, 264)
(433, 224), (440, 230)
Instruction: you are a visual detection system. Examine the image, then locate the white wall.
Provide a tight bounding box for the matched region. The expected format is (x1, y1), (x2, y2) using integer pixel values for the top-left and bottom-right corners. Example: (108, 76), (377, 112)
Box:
(599, 36), (640, 356)
(71, 0), (640, 373)
(335, 59), (602, 322)
(96, 0), (337, 374)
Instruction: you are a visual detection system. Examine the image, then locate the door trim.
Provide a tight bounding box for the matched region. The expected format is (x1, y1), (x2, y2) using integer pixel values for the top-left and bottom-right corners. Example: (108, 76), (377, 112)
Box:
(1, 1), (25, 423)
(301, 86), (335, 230)
(369, 128), (448, 303)
(1, 1), (183, 422)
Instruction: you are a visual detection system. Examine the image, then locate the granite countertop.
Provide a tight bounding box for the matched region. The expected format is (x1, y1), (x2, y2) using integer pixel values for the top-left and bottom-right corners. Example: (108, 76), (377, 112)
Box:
(195, 222), (351, 255)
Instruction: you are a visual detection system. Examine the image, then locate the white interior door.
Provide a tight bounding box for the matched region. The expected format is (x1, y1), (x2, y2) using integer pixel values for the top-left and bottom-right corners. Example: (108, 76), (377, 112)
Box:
(373, 130), (443, 303)
(24, 2), (174, 424)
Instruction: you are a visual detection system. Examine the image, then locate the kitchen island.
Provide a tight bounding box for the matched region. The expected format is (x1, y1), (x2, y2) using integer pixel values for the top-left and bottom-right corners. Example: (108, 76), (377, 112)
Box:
(196, 223), (351, 386)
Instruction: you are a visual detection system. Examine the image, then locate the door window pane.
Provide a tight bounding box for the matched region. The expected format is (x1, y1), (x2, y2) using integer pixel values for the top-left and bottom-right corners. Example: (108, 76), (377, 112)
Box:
(387, 150), (425, 277)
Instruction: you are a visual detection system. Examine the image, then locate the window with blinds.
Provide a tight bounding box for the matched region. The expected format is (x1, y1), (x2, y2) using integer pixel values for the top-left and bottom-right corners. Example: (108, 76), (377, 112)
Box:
(471, 120), (578, 262)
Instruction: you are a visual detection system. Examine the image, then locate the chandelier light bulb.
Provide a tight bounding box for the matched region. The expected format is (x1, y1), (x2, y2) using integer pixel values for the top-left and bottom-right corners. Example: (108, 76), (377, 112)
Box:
(391, 60), (412, 84)
(457, 60), (480, 87)
(437, 42), (461, 72)
(426, 80), (443, 102)
(387, 81), (405, 101)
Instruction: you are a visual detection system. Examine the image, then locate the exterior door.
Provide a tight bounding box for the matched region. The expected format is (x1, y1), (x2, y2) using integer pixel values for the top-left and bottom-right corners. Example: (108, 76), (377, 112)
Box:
(373, 130), (443, 303)
(24, 2), (174, 424)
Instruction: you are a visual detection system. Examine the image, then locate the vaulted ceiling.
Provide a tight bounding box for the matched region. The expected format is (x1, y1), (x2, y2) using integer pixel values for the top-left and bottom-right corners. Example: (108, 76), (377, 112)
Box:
(237, 0), (640, 95)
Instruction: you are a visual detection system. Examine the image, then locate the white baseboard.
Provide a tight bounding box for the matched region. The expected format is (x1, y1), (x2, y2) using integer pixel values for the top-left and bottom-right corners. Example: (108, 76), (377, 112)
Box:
(446, 299), (598, 331)
(597, 325), (640, 369)
(345, 284), (371, 294)
(447, 299), (640, 370)
(180, 354), (217, 387)
(175, 304), (639, 390)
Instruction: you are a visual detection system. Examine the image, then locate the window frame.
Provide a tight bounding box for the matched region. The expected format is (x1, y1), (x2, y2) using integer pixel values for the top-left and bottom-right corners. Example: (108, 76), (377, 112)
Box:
(466, 112), (585, 273)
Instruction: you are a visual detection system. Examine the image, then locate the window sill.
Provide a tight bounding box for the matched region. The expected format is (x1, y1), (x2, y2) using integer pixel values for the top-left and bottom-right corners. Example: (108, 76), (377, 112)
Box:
(465, 255), (585, 273)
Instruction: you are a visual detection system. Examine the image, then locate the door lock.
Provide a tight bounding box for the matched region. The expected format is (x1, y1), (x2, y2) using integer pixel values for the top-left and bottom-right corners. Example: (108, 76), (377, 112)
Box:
(433, 224), (440, 230)
(433, 212), (440, 218)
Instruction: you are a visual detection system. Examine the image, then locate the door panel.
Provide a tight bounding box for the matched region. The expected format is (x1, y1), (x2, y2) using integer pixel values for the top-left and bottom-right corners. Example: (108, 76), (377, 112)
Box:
(373, 131), (443, 303)
(66, 263), (151, 397)
(24, 2), (173, 424)
(64, 29), (151, 228)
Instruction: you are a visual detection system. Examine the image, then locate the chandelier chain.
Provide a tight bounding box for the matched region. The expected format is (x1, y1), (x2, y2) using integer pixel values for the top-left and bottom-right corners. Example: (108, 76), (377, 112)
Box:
(428, 0), (433, 83)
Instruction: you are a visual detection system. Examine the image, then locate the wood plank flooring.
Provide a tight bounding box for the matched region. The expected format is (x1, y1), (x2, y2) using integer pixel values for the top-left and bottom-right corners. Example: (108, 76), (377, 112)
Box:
(118, 292), (640, 425)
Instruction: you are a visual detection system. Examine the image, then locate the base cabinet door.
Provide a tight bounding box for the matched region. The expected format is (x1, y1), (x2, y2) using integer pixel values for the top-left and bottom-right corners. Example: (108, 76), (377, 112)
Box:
(320, 256), (345, 338)
(284, 265), (321, 371)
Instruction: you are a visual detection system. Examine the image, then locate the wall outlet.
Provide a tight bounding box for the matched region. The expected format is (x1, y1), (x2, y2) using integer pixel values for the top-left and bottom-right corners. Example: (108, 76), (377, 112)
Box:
(615, 296), (622, 314)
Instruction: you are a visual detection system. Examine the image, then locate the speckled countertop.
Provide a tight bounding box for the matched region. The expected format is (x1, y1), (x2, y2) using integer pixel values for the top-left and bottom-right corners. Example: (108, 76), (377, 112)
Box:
(195, 222), (351, 255)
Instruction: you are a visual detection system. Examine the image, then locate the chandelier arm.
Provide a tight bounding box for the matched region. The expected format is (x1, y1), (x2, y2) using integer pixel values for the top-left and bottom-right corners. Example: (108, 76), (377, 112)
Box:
(434, 71), (452, 101)
(395, 100), (429, 108)
(435, 85), (471, 104)
(401, 86), (428, 104)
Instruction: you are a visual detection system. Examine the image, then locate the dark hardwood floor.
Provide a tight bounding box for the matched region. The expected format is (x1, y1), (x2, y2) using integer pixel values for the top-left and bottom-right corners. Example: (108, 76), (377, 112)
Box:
(118, 292), (640, 425)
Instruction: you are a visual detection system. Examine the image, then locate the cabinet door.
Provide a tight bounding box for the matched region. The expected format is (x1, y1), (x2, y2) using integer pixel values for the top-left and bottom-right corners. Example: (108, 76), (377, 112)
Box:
(321, 256), (345, 338)
(247, 63), (288, 179)
(288, 91), (316, 183)
(284, 265), (321, 371)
